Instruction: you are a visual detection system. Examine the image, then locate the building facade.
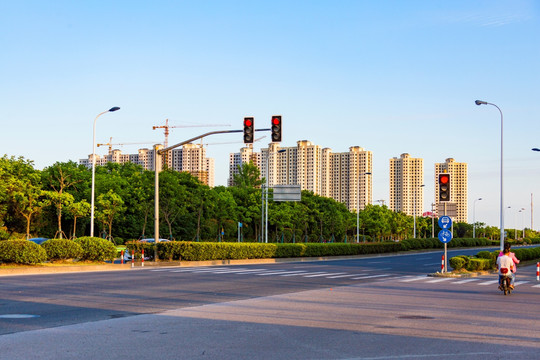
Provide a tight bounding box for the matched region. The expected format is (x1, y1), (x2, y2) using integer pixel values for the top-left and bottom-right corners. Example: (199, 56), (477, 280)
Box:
(80, 144), (215, 187)
(230, 141), (373, 212)
(435, 158), (468, 223)
(389, 153), (424, 216)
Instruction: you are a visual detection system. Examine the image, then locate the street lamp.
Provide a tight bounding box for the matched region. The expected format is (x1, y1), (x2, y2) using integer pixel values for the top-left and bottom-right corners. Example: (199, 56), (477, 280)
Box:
(532, 148), (540, 152)
(473, 198), (482, 238)
(475, 100), (504, 250)
(413, 184), (425, 238)
(90, 106), (120, 237)
(357, 172), (372, 243)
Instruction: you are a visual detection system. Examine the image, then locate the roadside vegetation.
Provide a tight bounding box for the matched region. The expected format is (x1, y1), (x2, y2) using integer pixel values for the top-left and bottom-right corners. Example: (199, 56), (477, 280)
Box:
(2, 155), (539, 245)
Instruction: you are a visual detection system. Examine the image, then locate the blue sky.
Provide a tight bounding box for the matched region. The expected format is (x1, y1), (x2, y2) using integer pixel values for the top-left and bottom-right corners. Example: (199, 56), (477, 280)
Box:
(1, 1), (539, 229)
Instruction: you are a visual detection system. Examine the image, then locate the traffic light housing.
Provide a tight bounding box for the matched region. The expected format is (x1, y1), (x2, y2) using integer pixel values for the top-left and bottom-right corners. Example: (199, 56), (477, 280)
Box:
(271, 115), (282, 142)
(438, 173), (451, 202)
(243, 117), (254, 143)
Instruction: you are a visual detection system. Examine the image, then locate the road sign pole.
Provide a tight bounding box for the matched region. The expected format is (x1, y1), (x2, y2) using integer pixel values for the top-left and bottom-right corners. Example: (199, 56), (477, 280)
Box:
(444, 203), (447, 273)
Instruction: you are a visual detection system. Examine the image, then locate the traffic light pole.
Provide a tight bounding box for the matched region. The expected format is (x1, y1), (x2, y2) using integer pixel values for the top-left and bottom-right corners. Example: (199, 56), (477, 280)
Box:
(154, 128), (270, 259)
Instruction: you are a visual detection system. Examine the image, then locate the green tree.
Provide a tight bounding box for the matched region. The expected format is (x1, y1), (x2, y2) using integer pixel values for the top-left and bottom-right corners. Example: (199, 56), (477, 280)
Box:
(96, 190), (126, 240)
(67, 200), (91, 238)
(41, 161), (85, 239)
(233, 162), (263, 188)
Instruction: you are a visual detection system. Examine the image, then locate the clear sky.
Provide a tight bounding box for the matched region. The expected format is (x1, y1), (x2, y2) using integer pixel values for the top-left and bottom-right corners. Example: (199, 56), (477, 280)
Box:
(1, 1), (539, 230)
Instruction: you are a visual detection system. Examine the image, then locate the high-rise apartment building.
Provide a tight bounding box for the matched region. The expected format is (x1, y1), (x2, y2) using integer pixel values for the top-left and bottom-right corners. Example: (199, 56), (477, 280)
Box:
(227, 145), (262, 187)
(230, 141), (372, 212)
(435, 158), (468, 223)
(389, 153), (424, 216)
(321, 146), (372, 211)
(80, 144), (215, 187)
(260, 141), (322, 193)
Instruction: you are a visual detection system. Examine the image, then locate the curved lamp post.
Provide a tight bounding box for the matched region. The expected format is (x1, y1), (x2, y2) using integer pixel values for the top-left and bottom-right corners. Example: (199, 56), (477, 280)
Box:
(472, 198), (482, 238)
(357, 172), (372, 243)
(475, 100), (504, 250)
(413, 184), (425, 238)
(90, 107), (120, 237)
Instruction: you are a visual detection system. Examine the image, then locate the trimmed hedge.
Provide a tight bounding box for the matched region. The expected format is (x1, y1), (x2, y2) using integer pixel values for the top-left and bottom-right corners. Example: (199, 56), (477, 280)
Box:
(449, 246), (540, 271)
(73, 237), (117, 262)
(42, 239), (83, 261)
(0, 240), (47, 264)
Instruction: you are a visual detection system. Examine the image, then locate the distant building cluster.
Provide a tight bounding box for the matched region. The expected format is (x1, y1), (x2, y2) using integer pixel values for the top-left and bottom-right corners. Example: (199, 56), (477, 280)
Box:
(80, 144), (215, 187)
(81, 142), (468, 222)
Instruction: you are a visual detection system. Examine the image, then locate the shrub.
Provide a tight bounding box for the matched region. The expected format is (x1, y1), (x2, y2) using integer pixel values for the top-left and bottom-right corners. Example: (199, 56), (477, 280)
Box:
(42, 239), (83, 261)
(0, 240), (47, 264)
(467, 258), (492, 271)
(449, 256), (467, 271)
(74, 237), (117, 262)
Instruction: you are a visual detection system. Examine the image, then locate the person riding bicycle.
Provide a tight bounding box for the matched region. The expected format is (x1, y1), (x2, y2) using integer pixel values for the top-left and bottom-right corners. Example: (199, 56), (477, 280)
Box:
(497, 247), (516, 290)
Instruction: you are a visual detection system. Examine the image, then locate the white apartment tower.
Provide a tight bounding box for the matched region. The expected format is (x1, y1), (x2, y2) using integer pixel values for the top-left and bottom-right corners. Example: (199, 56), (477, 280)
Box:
(227, 145), (262, 187)
(229, 141), (372, 212)
(389, 153), (424, 216)
(80, 145), (215, 187)
(321, 146), (373, 211)
(435, 158), (468, 223)
(260, 141), (322, 193)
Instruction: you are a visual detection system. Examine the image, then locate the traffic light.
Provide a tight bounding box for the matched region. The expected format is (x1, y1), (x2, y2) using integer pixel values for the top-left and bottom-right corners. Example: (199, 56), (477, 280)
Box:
(438, 173), (451, 202)
(243, 117), (254, 143)
(271, 115), (282, 142)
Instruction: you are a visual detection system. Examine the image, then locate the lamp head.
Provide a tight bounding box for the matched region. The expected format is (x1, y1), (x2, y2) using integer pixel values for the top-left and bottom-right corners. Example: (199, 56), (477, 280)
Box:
(475, 100), (487, 106)
(532, 148), (540, 152)
(109, 107), (120, 112)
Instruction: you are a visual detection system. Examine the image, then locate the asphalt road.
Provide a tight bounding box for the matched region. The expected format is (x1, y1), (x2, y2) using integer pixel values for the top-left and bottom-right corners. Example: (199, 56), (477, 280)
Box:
(1, 247), (539, 359)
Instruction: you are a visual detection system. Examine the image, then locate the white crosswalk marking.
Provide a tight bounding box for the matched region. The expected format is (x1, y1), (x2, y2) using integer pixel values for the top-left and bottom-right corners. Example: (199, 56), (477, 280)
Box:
(230, 269), (269, 274)
(453, 279), (480, 284)
(326, 274), (358, 279)
(533, 284), (540, 288)
(257, 270), (307, 276)
(425, 277), (454, 283)
(280, 271), (326, 277)
(478, 280), (499, 285)
(514, 281), (529, 286)
(351, 274), (391, 280)
(303, 272), (345, 278)
(400, 276), (427, 282)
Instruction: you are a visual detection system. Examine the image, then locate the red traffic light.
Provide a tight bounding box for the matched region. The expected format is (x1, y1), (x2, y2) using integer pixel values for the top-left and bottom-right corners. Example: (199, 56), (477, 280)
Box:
(440, 174), (449, 184)
(271, 115), (282, 142)
(243, 117), (254, 143)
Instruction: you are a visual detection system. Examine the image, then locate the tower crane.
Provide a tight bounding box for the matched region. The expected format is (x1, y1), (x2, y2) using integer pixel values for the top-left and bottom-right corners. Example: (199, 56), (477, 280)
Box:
(152, 119), (230, 148)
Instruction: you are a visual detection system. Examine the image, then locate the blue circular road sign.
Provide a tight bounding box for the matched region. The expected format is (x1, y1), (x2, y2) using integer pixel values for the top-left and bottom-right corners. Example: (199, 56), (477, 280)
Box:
(438, 216), (452, 229)
(438, 229), (452, 243)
